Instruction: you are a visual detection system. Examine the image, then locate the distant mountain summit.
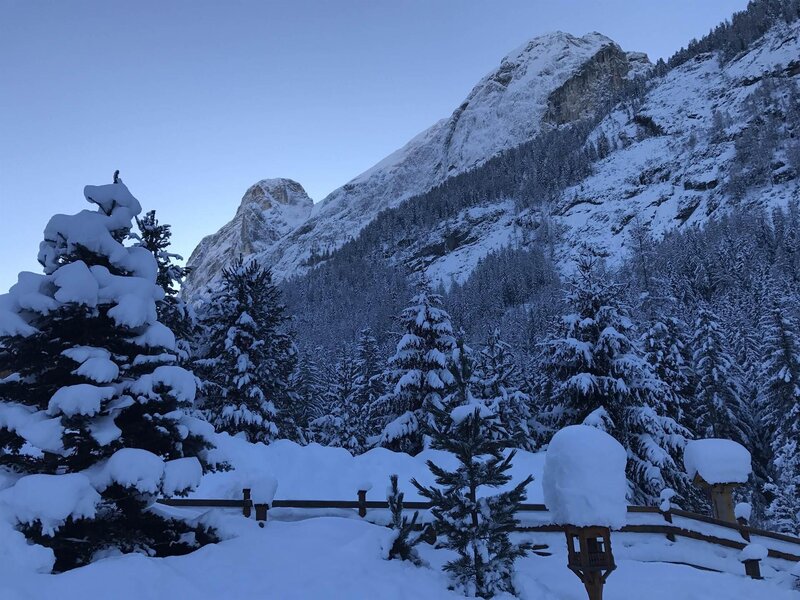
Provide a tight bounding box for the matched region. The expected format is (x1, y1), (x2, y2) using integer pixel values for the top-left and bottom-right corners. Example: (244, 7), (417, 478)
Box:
(186, 178), (312, 293)
(184, 32), (648, 295)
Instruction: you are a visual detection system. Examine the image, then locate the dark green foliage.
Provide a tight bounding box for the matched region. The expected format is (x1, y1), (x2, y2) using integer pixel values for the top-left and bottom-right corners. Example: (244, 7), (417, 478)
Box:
(386, 473), (424, 565)
(412, 405), (532, 598)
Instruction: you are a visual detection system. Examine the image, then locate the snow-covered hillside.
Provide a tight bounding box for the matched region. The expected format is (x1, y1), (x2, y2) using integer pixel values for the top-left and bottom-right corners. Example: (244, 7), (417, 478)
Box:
(2, 436), (798, 599)
(554, 19), (800, 264)
(184, 32), (648, 294)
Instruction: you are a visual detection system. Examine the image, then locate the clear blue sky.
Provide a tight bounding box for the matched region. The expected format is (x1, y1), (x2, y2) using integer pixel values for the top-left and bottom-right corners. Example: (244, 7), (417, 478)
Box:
(0, 0), (748, 291)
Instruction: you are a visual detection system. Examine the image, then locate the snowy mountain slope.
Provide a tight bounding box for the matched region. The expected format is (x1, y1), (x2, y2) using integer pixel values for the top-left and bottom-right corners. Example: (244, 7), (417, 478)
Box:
(185, 178), (312, 294)
(412, 18), (800, 286)
(2, 436), (798, 599)
(554, 20), (800, 264)
(184, 32), (649, 295)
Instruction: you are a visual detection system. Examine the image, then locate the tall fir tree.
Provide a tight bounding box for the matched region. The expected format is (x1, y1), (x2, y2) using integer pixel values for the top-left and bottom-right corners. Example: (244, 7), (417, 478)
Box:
(412, 404), (532, 598)
(539, 254), (693, 505)
(290, 348), (328, 427)
(759, 300), (800, 533)
(690, 305), (750, 444)
(310, 349), (373, 454)
(132, 210), (194, 361)
(374, 290), (456, 455)
(474, 329), (537, 450)
(194, 257), (298, 443)
(641, 315), (693, 427)
(0, 179), (216, 571)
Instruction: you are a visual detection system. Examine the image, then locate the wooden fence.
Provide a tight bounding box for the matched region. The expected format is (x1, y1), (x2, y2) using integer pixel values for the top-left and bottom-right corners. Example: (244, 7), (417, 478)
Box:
(157, 489), (800, 579)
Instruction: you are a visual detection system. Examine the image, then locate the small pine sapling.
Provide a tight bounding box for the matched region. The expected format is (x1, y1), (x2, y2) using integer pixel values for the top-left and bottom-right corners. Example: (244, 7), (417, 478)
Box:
(386, 474), (425, 566)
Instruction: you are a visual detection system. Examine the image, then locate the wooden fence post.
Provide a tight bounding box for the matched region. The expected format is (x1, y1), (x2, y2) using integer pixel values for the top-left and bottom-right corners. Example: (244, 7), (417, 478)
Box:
(358, 489), (368, 518)
(242, 488), (252, 518)
(255, 503), (268, 526)
(660, 507), (676, 542)
(743, 559), (762, 579)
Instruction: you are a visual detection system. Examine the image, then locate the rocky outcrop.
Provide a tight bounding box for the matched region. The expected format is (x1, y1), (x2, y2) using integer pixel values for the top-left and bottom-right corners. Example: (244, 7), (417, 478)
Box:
(184, 179), (312, 295)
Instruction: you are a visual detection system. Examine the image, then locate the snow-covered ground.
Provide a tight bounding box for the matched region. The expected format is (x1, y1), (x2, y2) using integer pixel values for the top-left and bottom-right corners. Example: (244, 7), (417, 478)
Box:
(1, 434), (797, 599)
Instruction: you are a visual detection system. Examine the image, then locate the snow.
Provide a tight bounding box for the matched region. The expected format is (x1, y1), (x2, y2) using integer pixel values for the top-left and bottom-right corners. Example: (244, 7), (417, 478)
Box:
(740, 543), (769, 562)
(0, 435), (797, 597)
(248, 474), (279, 505)
(47, 384), (115, 417)
(736, 502), (753, 522)
(163, 458), (203, 496)
(99, 448), (166, 495)
(73, 357), (119, 383)
(133, 322), (176, 349)
(0, 402), (64, 453)
(450, 401), (494, 424)
(684, 439), (752, 485)
(130, 365), (197, 403)
(52, 261), (99, 306)
(542, 425), (628, 529)
(0, 473), (100, 536)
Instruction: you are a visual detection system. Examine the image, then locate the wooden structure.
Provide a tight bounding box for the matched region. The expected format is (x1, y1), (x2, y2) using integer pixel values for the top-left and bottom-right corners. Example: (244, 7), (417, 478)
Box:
(692, 473), (740, 523)
(565, 526), (616, 600)
(156, 489), (800, 580)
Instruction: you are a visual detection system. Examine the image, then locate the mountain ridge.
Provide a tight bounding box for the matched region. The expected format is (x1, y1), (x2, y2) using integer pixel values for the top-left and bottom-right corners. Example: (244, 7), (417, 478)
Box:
(184, 31), (649, 295)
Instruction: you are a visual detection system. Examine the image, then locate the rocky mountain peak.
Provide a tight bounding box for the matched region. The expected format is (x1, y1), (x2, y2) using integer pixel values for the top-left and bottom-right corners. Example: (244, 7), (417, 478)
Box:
(236, 178), (313, 217)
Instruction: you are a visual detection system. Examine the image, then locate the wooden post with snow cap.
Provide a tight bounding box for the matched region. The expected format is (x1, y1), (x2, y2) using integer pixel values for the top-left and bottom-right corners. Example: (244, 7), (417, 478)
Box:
(543, 425), (628, 600)
(740, 543), (766, 579)
(684, 439), (752, 524)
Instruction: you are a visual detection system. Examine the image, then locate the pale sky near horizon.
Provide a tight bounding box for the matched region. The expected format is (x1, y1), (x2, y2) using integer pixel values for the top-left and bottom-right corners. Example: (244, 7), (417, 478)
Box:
(0, 0), (749, 291)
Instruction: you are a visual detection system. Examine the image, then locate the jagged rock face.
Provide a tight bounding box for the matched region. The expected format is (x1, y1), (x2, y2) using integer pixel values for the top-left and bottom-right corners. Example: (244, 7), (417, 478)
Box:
(184, 31), (649, 294)
(184, 179), (312, 295)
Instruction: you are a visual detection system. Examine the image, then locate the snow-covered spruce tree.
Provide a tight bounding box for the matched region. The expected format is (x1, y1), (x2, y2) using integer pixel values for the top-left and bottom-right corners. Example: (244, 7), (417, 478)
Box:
(539, 254), (692, 505)
(412, 404), (532, 598)
(375, 290), (456, 455)
(194, 256), (298, 443)
(690, 305), (750, 444)
(310, 350), (372, 454)
(133, 210), (194, 361)
(759, 301), (800, 533)
(352, 327), (385, 410)
(290, 348), (328, 428)
(641, 315), (693, 428)
(474, 329), (537, 451)
(0, 179), (216, 571)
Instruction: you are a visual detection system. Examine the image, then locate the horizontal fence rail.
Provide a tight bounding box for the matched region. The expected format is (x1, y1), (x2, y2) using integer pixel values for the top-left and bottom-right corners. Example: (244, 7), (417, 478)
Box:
(156, 488), (800, 578)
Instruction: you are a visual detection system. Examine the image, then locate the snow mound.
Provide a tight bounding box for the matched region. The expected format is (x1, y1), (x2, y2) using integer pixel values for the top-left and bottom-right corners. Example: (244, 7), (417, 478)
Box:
(684, 439), (752, 485)
(0, 473), (100, 535)
(100, 448), (166, 495)
(163, 458), (203, 496)
(542, 425), (628, 529)
(47, 383), (115, 417)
